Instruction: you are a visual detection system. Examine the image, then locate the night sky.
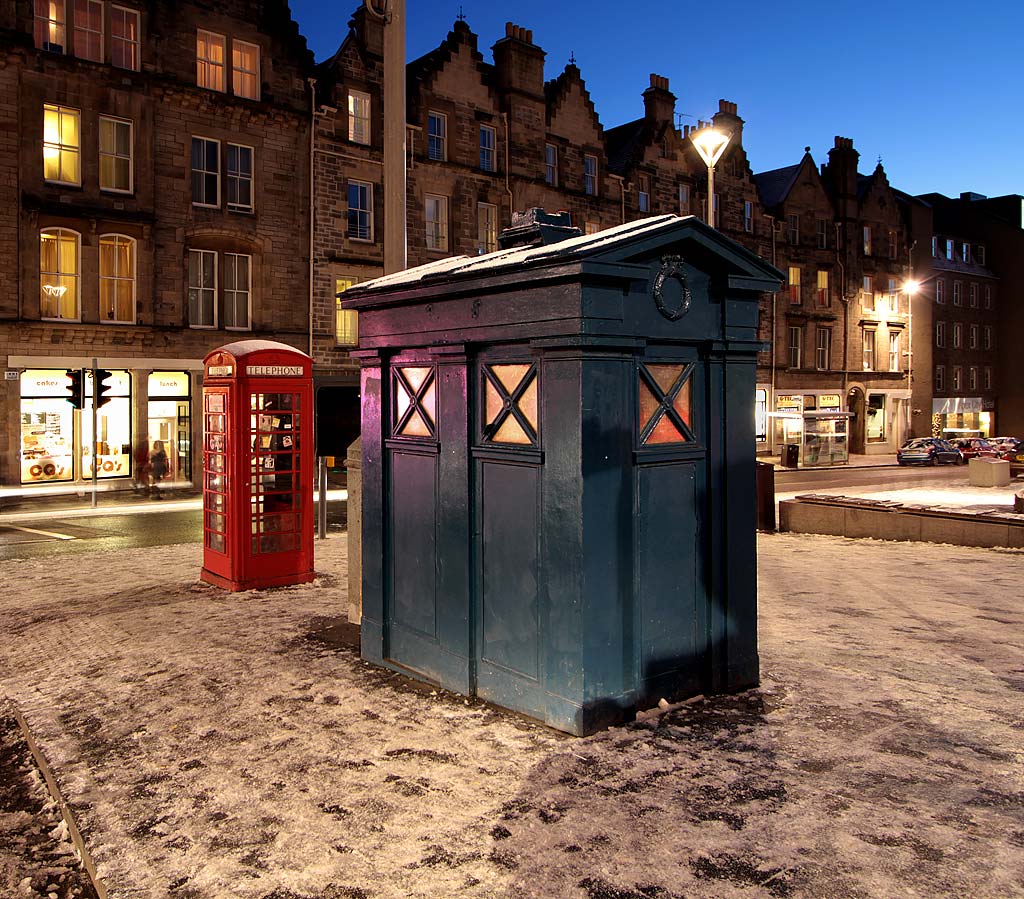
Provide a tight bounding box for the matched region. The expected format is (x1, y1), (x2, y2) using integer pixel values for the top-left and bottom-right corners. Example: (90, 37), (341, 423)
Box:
(287, 0), (1022, 201)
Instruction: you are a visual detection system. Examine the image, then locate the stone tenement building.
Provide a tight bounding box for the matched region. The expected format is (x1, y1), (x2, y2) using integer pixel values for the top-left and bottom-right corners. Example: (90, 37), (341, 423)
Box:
(3, 3), (1017, 493)
(0, 0), (312, 491)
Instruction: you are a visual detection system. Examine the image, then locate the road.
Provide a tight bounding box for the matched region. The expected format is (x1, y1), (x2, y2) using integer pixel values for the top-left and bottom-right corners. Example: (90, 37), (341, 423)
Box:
(0, 463), (966, 562)
(0, 500), (348, 562)
(775, 460), (965, 494)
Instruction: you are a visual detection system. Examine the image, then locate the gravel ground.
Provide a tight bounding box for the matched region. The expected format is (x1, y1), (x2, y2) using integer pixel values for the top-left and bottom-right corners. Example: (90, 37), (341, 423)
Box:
(0, 532), (1022, 899)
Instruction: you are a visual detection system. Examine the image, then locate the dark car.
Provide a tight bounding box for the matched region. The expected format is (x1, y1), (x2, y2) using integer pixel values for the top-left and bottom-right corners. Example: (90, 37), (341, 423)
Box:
(949, 437), (999, 460)
(897, 437), (964, 466)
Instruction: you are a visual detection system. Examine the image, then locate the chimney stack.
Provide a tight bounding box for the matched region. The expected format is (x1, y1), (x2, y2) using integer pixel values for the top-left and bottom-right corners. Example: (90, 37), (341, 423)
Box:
(711, 98), (743, 145)
(642, 73), (676, 123)
(492, 21), (545, 98)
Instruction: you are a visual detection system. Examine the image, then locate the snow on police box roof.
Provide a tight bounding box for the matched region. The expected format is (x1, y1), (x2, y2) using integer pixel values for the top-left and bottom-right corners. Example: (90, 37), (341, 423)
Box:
(341, 214), (782, 307)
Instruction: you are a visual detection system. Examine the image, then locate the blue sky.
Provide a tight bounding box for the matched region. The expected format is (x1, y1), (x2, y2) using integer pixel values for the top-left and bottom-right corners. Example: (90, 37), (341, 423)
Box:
(288, 0), (1022, 200)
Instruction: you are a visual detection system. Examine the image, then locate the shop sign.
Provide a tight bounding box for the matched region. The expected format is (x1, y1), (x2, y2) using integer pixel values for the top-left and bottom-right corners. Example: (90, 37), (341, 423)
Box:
(5, 370), (19, 380)
(20, 369), (70, 397)
(149, 371), (190, 397)
(776, 394), (803, 412)
(208, 365), (234, 377)
(818, 394), (841, 411)
(932, 396), (982, 415)
(85, 369), (130, 396)
(246, 365), (304, 376)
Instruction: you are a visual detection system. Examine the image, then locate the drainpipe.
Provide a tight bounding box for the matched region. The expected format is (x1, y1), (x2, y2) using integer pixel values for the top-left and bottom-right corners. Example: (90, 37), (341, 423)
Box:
(307, 77), (316, 357)
(501, 113), (513, 223)
(835, 221), (849, 398)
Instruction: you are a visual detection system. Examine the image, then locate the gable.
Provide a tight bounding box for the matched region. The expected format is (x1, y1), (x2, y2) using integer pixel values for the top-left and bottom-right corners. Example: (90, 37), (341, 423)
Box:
(548, 80), (602, 143)
(430, 42), (493, 108)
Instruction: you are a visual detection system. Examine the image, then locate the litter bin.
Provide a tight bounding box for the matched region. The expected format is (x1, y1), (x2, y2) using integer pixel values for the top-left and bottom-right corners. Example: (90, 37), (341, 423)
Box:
(755, 460), (776, 532)
(782, 443), (800, 468)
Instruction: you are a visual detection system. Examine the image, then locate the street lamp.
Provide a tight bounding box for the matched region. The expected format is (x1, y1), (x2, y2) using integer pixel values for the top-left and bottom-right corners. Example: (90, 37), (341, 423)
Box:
(902, 277), (920, 440)
(690, 126), (731, 229)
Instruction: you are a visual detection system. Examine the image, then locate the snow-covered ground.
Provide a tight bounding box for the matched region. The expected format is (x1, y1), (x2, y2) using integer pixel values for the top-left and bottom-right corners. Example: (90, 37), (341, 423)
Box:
(0, 532), (1022, 899)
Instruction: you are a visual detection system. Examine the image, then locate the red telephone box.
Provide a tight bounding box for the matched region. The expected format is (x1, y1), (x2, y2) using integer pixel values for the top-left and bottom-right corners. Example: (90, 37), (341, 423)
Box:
(200, 340), (315, 591)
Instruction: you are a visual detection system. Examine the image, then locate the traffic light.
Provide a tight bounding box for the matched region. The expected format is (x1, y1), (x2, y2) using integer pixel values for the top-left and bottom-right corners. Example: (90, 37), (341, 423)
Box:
(65, 369), (83, 409)
(96, 368), (114, 408)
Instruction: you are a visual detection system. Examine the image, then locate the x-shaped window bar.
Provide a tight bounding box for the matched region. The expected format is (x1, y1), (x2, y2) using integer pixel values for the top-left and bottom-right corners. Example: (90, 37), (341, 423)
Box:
(482, 363), (538, 445)
(393, 367), (436, 438)
(638, 362), (695, 445)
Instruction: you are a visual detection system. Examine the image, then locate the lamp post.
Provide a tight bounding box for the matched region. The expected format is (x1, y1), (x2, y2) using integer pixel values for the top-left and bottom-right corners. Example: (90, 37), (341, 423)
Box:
(903, 277), (920, 440)
(690, 126), (731, 229)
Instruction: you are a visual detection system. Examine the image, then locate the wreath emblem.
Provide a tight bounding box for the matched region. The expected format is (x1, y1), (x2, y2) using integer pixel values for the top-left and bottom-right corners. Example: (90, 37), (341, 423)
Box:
(652, 255), (692, 321)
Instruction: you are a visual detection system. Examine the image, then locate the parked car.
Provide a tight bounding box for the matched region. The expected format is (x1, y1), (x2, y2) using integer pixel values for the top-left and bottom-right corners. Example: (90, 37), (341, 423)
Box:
(948, 437), (999, 459)
(897, 438), (965, 466)
(988, 437), (1021, 460)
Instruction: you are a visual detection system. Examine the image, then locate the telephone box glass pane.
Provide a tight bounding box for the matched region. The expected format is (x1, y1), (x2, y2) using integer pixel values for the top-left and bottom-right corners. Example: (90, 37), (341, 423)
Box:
(203, 389), (229, 554)
(250, 392), (301, 553)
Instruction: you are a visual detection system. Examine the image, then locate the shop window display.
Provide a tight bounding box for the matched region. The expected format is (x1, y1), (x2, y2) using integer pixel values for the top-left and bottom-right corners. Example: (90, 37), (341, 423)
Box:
(20, 370), (75, 483)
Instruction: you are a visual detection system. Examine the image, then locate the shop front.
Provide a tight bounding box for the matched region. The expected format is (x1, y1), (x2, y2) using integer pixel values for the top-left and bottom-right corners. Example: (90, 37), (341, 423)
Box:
(15, 367), (195, 489)
(932, 396), (990, 439)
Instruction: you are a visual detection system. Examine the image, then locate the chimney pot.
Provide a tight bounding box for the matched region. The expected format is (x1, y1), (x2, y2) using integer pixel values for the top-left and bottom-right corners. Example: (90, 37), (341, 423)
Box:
(505, 21), (513, 37)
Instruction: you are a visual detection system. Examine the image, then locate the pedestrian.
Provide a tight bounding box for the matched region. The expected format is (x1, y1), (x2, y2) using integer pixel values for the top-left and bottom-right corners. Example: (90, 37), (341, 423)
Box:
(149, 440), (169, 498)
(134, 440), (151, 493)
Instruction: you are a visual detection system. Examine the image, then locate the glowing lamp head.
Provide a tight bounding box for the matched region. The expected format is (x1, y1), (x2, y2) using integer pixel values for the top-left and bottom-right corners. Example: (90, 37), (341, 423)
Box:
(903, 279), (921, 295)
(690, 127), (731, 168)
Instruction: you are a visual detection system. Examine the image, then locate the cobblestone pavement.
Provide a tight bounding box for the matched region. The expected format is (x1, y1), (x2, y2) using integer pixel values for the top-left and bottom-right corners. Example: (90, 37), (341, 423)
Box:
(0, 533), (1022, 899)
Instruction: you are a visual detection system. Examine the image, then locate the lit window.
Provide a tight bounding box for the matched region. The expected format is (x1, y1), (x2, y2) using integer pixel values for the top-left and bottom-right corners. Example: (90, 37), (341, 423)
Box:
(477, 202), (497, 254)
(232, 40), (260, 99)
(191, 137), (220, 206)
(196, 30), (226, 91)
(862, 275), (874, 309)
(584, 154), (598, 196)
(952, 365), (962, 392)
(99, 117), (132, 192)
(110, 5), (139, 70)
(34, 0), (66, 53)
(226, 143), (253, 212)
(887, 278), (898, 313)
(99, 234), (135, 323)
(788, 326), (802, 369)
(816, 218), (828, 249)
(862, 328), (875, 370)
(638, 175), (650, 213)
(945, 239), (954, 260)
(816, 327), (832, 370)
(816, 270), (829, 307)
(223, 253), (251, 329)
(428, 111), (446, 161)
(888, 331), (900, 372)
(335, 278), (359, 346)
(188, 249), (217, 328)
(743, 200), (753, 233)
(677, 183), (689, 214)
(479, 125), (495, 172)
(40, 228), (79, 319)
(935, 279), (945, 304)
(43, 104), (80, 185)
(348, 90), (370, 144)
(934, 365), (945, 392)
(425, 194), (448, 251)
(73, 0), (103, 62)
(862, 225), (872, 256)
(347, 180), (373, 241)
(788, 266), (801, 304)
(961, 241), (970, 263)
(545, 143), (557, 186)
(968, 366), (978, 391)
